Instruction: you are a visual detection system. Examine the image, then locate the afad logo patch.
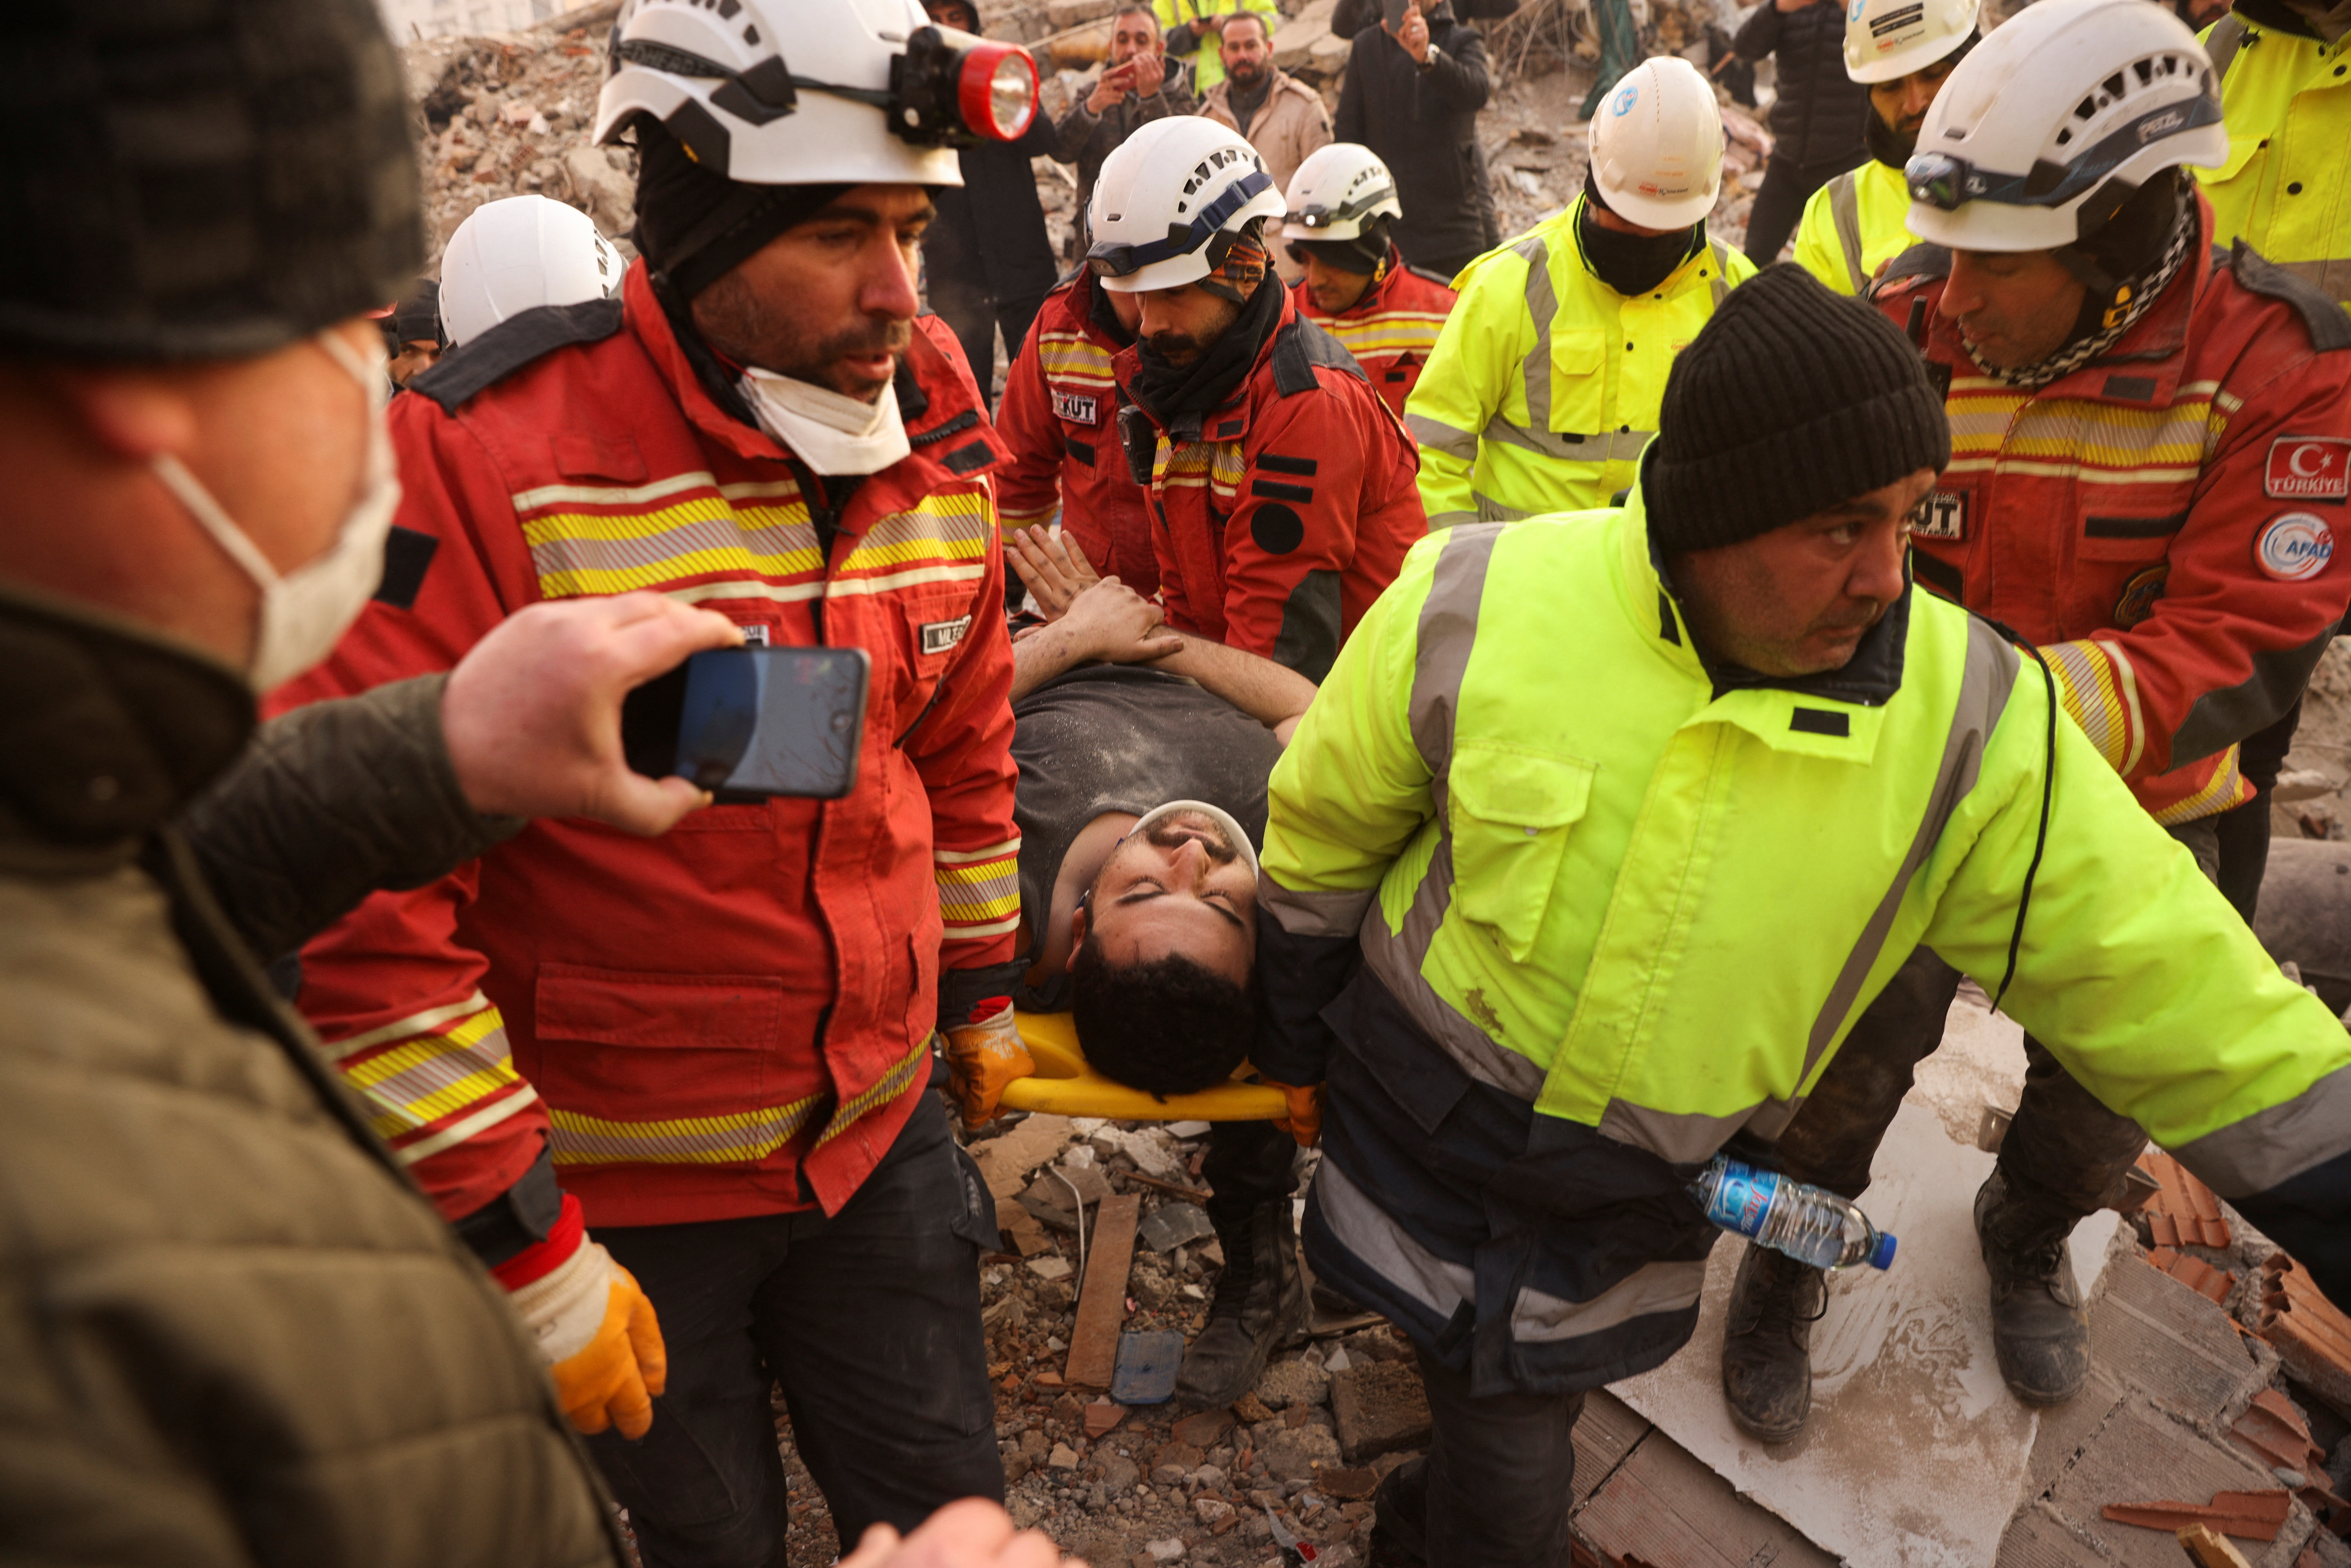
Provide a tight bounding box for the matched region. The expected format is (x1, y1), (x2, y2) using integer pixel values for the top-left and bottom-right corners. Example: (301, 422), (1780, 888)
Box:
(2265, 436), (2351, 503)
(1051, 388), (1100, 426)
(2256, 513), (2335, 582)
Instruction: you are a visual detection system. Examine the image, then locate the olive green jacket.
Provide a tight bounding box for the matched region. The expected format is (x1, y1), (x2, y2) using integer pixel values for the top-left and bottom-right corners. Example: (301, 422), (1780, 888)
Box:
(0, 585), (622, 1567)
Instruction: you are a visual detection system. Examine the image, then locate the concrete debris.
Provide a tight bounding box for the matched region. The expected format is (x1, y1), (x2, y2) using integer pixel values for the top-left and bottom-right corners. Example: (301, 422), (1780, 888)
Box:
(1027, 1256), (1073, 1281)
(1140, 1202), (1218, 1253)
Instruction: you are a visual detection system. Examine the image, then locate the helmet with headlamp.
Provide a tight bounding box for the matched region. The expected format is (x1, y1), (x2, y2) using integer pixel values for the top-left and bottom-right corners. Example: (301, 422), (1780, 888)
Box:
(595, 0), (1040, 187)
(1281, 144), (1402, 245)
(1084, 116), (1286, 293)
(1900, 0), (2224, 253)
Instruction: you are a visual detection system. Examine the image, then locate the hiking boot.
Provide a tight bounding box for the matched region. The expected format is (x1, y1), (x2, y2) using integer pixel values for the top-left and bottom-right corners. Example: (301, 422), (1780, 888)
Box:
(1176, 1200), (1307, 1407)
(1367, 1456), (1429, 1568)
(1974, 1170), (2090, 1405)
(1719, 1243), (1826, 1442)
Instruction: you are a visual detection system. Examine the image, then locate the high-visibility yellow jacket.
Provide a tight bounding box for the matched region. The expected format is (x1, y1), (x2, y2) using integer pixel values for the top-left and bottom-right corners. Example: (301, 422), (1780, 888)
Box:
(2198, 7), (2351, 309)
(1155, 0), (1281, 93)
(1402, 197), (1754, 526)
(1793, 156), (1915, 297)
(1255, 482), (2351, 1391)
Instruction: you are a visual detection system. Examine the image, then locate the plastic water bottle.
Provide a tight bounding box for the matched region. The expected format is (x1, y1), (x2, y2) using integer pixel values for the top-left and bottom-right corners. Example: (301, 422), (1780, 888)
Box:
(1688, 1153), (1897, 1271)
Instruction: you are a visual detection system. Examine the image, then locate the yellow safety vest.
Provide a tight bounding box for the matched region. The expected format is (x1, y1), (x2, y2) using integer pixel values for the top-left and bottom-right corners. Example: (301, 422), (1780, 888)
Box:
(1793, 158), (1917, 297)
(2198, 12), (2351, 309)
(1402, 197), (1755, 526)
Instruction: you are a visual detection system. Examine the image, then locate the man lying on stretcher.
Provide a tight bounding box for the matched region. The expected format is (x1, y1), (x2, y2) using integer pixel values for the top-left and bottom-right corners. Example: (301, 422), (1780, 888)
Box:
(941, 525), (1316, 1123)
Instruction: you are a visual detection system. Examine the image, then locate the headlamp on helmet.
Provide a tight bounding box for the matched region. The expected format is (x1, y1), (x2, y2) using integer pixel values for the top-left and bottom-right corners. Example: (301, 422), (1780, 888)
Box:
(616, 26), (1035, 148)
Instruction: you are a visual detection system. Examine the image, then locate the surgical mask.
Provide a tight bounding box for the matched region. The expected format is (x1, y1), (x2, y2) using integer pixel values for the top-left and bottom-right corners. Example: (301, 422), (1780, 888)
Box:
(153, 330), (401, 692)
(737, 367), (911, 475)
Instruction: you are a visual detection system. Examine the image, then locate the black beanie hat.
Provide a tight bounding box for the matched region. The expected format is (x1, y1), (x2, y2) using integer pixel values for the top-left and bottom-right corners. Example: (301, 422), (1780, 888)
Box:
(1647, 265), (1950, 553)
(0, 0), (422, 361)
(633, 117), (850, 302)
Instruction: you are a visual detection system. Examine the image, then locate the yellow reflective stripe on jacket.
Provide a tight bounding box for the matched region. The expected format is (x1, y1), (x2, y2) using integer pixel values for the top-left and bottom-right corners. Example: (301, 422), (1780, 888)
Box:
(1793, 159), (1917, 298)
(2198, 13), (2351, 309)
(1317, 307), (1452, 364)
(1943, 376), (2223, 485)
(1404, 197), (1753, 524)
(549, 1093), (827, 1165)
(516, 472), (992, 602)
(328, 994), (541, 1167)
(1039, 331), (1117, 389)
(1261, 486), (2351, 1168)
(937, 838), (1022, 938)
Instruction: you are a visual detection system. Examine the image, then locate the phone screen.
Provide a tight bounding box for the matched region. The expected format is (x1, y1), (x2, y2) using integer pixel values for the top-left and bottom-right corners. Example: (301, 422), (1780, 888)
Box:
(622, 646), (871, 801)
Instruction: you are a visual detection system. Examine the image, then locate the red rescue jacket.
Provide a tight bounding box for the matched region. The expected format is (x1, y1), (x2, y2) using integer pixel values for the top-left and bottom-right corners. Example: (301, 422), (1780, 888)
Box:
(1872, 201), (2351, 824)
(996, 272), (1160, 595)
(1290, 246), (1457, 419)
(272, 264), (1022, 1229)
(1114, 284), (1427, 680)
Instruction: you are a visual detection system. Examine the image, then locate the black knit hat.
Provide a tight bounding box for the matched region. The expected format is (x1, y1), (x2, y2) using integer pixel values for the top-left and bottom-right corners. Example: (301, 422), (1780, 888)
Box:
(1647, 265), (1950, 553)
(632, 117), (850, 302)
(0, 0), (422, 362)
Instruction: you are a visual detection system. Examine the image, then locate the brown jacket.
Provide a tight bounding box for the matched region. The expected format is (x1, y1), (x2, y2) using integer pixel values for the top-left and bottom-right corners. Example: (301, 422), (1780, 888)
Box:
(1200, 68), (1334, 279)
(0, 585), (622, 1568)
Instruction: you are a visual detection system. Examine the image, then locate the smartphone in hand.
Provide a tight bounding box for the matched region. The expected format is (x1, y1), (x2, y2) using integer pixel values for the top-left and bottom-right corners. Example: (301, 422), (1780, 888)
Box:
(1382, 0), (1412, 30)
(622, 645), (871, 801)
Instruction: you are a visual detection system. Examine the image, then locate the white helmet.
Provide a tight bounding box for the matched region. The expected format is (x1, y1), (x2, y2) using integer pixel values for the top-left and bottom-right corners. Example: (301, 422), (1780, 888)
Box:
(1587, 57), (1726, 231)
(1281, 143), (1402, 244)
(1903, 0), (2225, 252)
(594, 0), (1039, 188)
(1086, 117), (1285, 293)
(439, 197), (625, 346)
(1844, 0), (1978, 84)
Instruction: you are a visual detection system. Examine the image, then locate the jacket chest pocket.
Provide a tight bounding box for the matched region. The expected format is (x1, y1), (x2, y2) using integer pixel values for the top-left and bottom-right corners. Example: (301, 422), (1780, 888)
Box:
(1447, 747), (1596, 962)
(879, 583), (982, 728)
(1546, 328), (1609, 435)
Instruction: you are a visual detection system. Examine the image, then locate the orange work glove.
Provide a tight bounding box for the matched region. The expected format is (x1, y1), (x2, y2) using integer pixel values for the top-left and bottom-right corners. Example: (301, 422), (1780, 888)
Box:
(945, 998), (1034, 1129)
(503, 1213), (668, 1438)
(1264, 1079), (1324, 1148)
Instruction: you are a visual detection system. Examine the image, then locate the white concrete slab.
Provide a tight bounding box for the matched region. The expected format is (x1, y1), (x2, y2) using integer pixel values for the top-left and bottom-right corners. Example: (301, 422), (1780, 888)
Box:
(1613, 996), (2124, 1568)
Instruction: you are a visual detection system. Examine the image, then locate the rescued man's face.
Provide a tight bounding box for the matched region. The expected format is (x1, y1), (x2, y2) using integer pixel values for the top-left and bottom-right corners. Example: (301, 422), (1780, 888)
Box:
(1670, 467), (1932, 678)
(1076, 811), (1258, 985)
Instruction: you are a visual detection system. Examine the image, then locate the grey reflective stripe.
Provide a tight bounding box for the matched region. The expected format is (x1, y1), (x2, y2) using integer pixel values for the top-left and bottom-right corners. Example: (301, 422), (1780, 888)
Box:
(2171, 1063), (2351, 1198)
(2205, 12), (2247, 82)
(1517, 235), (1557, 434)
(1474, 491), (1536, 523)
(1317, 1159), (1708, 1344)
(1428, 509), (1479, 528)
(1406, 410), (1480, 460)
(1597, 1100), (1765, 1166)
(1260, 882), (1376, 940)
(1357, 524), (1549, 1099)
(1408, 524), (1505, 773)
(1803, 613), (2020, 1080)
(1479, 416), (1653, 464)
(1706, 240), (1733, 309)
(2277, 256), (2351, 306)
(1828, 171), (1868, 295)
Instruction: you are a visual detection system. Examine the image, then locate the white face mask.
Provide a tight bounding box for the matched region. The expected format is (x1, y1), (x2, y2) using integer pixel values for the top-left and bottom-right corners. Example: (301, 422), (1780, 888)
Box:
(737, 366), (912, 476)
(154, 330), (402, 692)
(1125, 799), (1262, 881)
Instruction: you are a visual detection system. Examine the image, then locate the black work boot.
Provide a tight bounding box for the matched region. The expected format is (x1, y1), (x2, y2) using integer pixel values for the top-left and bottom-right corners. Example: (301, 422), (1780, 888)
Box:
(1718, 1243), (1827, 1442)
(1176, 1200), (1308, 1406)
(1367, 1455), (1429, 1567)
(1974, 1170), (2090, 1404)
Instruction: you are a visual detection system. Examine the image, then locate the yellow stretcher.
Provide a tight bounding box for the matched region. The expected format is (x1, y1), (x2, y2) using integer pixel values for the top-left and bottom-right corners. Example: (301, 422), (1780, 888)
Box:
(1000, 1010), (1287, 1121)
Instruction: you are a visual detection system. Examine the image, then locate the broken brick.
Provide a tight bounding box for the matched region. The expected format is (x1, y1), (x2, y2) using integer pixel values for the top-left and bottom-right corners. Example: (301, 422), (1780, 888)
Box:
(2098, 1488), (2292, 1542)
(2257, 1253), (2351, 1419)
(1317, 1468), (1379, 1501)
(1330, 1361), (1433, 1464)
(1173, 1408), (1236, 1447)
(2146, 1245), (2237, 1304)
(1085, 1400), (1125, 1438)
(2137, 1150), (2231, 1249)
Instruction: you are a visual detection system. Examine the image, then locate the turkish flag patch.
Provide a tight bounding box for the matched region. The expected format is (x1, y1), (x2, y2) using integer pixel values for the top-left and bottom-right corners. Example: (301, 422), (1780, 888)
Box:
(2265, 436), (2351, 503)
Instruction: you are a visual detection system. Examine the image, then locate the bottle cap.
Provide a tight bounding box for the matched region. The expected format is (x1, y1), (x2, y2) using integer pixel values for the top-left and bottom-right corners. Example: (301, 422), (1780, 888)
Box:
(1870, 1231), (1898, 1270)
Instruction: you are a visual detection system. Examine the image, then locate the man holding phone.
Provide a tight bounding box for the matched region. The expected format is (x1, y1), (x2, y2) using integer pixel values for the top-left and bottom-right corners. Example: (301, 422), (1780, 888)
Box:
(1055, 6), (1199, 256)
(1333, 0), (1500, 280)
(271, 3), (1038, 1565)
